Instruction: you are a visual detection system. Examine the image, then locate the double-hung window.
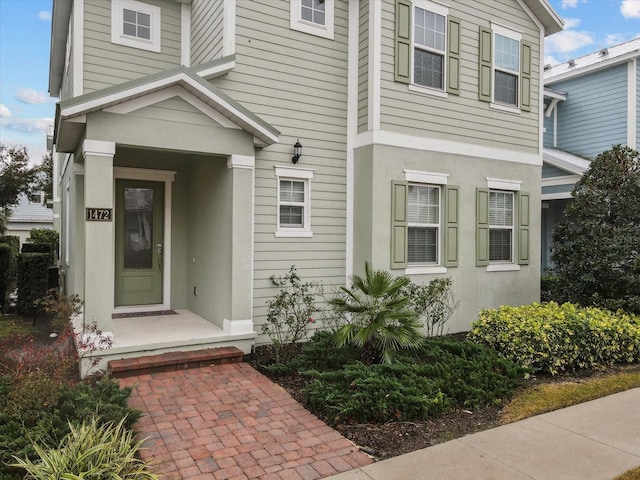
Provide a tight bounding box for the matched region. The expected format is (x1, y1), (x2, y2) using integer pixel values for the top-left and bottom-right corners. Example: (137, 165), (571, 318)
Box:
(476, 179), (530, 271)
(489, 191), (513, 262)
(408, 184), (440, 264)
(275, 166), (313, 237)
(391, 170), (458, 273)
(395, 0), (461, 95)
(413, 3), (446, 90)
(111, 0), (161, 53)
(290, 0), (335, 39)
(479, 23), (532, 112)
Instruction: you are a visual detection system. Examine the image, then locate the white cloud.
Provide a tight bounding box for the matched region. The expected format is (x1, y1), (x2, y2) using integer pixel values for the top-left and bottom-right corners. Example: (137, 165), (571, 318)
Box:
(544, 55), (560, 67)
(0, 117), (54, 133)
(546, 30), (594, 54)
(563, 18), (582, 29)
(621, 0), (640, 18)
(561, 0), (579, 8)
(38, 10), (51, 21)
(0, 104), (11, 118)
(15, 88), (51, 105)
(605, 33), (626, 45)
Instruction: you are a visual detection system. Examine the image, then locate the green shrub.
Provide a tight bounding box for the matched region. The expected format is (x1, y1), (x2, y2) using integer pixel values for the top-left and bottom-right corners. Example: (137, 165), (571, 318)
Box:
(302, 337), (524, 423)
(11, 417), (159, 479)
(262, 266), (323, 363)
(0, 235), (20, 256)
(402, 277), (459, 337)
(0, 243), (12, 313)
(16, 253), (50, 316)
(469, 302), (640, 375)
(541, 275), (562, 303)
(28, 228), (58, 247)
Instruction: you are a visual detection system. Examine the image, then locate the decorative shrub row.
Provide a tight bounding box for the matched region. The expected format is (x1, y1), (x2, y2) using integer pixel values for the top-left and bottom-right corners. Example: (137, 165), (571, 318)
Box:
(469, 302), (640, 375)
(16, 253), (50, 316)
(300, 334), (524, 423)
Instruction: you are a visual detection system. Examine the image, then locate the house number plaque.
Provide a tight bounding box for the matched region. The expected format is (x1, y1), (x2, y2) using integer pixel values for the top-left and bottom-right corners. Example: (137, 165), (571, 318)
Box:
(86, 208), (112, 221)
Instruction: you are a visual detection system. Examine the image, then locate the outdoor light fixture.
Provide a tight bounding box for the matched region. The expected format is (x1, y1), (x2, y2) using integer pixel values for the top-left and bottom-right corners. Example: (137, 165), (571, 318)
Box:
(292, 139), (302, 164)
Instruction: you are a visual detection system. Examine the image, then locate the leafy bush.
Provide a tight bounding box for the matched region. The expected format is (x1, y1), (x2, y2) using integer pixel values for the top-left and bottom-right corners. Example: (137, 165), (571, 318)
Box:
(551, 145), (640, 313)
(11, 417), (159, 479)
(0, 376), (140, 480)
(541, 275), (562, 303)
(330, 262), (425, 363)
(261, 266), (323, 363)
(469, 302), (640, 375)
(16, 253), (50, 317)
(0, 235), (20, 256)
(402, 277), (459, 337)
(35, 289), (83, 333)
(302, 337), (524, 423)
(28, 228), (58, 247)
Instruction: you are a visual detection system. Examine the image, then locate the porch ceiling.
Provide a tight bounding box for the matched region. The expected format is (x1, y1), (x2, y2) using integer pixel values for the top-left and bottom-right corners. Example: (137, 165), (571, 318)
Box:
(54, 66), (280, 152)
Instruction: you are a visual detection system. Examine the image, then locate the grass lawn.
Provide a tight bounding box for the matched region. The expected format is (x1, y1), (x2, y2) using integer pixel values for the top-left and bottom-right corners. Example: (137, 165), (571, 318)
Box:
(616, 467), (640, 480)
(501, 366), (640, 423)
(0, 315), (40, 336)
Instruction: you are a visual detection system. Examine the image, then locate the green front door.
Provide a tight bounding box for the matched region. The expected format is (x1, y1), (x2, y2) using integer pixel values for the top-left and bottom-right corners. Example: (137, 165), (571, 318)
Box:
(115, 180), (164, 306)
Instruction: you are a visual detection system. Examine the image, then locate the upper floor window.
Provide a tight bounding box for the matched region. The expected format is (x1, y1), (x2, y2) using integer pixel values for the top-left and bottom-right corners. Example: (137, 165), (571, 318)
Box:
(112, 0), (161, 53)
(290, 0), (335, 40)
(394, 0), (461, 96)
(479, 23), (532, 113)
(412, 1), (447, 91)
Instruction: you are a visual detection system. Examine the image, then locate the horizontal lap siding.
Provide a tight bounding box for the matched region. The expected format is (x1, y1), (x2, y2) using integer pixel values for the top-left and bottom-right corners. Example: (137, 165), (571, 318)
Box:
(210, 0), (349, 339)
(551, 63), (628, 159)
(61, 15), (74, 100)
(358, 0), (369, 132)
(125, 97), (227, 127)
(191, 0), (223, 64)
(379, 0), (540, 153)
(542, 163), (573, 178)
(83, 0), (181, 93)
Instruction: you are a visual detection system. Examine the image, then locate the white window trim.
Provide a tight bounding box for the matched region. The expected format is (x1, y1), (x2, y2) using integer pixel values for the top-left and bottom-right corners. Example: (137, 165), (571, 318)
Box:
(490, 23), (521, 111)
(275, 166), (314, 238)
(410, 0), (449, 96)
(486, 177), (521, 191)
(404, 169), (448, 271)
(290, 0), (334, 40)
(488, 190), (515, 267)
(111, 0), (161, 53)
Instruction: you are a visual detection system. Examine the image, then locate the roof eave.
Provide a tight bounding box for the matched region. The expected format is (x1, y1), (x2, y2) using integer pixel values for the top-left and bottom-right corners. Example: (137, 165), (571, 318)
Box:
(523, 0), (564, 36)
(49, 0), (72, 98)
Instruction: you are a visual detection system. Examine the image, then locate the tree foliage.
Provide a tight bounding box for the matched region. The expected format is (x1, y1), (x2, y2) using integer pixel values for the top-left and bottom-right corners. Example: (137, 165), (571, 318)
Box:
(0, 144), (35, 209)
(551, 145), (640, 313)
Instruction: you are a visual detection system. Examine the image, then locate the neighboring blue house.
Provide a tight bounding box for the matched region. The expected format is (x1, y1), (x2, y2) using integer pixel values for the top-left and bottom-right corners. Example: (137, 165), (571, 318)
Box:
(541, 37), (640, 272)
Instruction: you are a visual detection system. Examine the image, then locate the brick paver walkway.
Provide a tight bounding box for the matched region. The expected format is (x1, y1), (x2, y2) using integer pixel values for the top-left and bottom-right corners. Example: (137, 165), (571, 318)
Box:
(119, 362), (373, 479)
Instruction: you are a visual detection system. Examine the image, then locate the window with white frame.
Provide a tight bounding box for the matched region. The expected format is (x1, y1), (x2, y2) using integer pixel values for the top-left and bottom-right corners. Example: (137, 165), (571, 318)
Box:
(489, 190), (514, 262)
(408, 184), (441, 264)
(275, 166), (313, 237)
(111, 0), (161, 53)
(290, 0), (334, 40)
(412, 1), (448, 90)
(493, 26), (520, 106)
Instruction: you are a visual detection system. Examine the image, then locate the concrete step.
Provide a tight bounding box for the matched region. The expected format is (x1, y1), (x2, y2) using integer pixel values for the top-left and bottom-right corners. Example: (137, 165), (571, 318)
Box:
(107, 346), (244, 378)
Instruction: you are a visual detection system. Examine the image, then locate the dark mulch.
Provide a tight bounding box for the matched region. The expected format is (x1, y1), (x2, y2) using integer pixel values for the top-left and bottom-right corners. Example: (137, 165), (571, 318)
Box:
(244, 342), (636, 461)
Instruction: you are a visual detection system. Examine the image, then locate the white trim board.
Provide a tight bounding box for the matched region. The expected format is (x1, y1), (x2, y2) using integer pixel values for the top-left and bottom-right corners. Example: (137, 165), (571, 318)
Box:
(181, 3), (191, 67)
(73, 0), (83, 96)
(355, 130), (542, 166)
(368, 0), (381, 131)
(629, 59), (637, 149)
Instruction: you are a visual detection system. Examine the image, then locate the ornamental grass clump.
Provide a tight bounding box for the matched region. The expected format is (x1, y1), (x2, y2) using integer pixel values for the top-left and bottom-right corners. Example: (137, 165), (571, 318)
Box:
(469, 302), (640, 375)
(11, 417), (159, 479)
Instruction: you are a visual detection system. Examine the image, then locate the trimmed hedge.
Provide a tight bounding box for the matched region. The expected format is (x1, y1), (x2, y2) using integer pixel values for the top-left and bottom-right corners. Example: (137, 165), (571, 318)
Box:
(469, 302), (640, 375)
(16, 253), (50, 315)
(0, 243), (12, 312)
(0, 236), (20, 256)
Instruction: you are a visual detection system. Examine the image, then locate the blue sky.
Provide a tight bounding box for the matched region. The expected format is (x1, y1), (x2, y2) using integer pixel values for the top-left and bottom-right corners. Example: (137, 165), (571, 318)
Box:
(0, 0), (638, 166)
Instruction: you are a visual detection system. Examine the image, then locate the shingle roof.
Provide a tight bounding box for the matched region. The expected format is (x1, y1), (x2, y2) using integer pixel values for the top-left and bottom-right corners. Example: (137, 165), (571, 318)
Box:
(7, 194), (53, 223)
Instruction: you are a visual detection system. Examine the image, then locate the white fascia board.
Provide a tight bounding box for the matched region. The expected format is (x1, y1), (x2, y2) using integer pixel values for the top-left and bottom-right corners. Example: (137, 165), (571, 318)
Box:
(223, 0), (236, 56)
(195, 59), (236, 79)
(543, 88), (567, 101)
(60, 71), (278, 144)
(545, 51), (640, 84)
(355, 130), (542, 166)
(542, 175), (581, 187)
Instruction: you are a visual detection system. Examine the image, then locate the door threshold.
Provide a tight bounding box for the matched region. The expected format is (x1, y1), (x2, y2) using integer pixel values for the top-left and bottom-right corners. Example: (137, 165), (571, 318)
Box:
(112, 310), (177, 319)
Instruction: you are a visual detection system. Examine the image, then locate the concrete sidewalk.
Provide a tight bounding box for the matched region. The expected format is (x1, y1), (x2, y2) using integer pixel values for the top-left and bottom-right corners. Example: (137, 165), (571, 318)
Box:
(327, 388), (640, 480)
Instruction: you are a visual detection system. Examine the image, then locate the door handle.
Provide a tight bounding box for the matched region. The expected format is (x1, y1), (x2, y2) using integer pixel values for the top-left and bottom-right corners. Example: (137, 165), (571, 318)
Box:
(157, 244), (163, 272)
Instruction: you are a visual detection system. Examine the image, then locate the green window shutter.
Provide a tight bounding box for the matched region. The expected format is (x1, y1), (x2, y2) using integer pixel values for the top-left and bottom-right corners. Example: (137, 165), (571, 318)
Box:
(395, 0), (412, 84)
(391, 181), (408, 269)
(447, 17), (461, 95)
(476, 188), (490, 266)
(444, 185), (459, 267)
(517, 191), (530, 265)
(520, 41), (532, 112)
(478, 27), (492, 102)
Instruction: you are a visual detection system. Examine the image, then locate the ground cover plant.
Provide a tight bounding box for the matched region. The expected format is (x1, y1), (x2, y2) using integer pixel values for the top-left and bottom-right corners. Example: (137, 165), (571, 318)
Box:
(0, 311), (141, 480)
(469, 302), (640, 374)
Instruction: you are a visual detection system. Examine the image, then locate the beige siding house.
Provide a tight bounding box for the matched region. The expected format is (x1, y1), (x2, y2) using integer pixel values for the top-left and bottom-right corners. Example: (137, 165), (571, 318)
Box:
(49, 0), (563, 372)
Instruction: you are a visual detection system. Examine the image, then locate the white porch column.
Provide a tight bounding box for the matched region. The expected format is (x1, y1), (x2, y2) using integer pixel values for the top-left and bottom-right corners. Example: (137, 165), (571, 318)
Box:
(224, 154), (255, 334)
(82, 140), (115, 333)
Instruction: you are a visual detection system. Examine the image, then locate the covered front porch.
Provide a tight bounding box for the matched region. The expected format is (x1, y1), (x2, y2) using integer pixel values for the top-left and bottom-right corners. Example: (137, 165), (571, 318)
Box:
(54, 66), (280, 374)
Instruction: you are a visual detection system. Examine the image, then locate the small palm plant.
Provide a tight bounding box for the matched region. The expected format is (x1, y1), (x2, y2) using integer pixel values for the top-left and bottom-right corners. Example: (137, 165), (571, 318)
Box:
(330, 262), (425, 363)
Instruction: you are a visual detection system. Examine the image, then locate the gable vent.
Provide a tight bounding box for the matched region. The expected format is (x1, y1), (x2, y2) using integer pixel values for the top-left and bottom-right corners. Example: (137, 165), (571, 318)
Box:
(568, 59), (576, 67)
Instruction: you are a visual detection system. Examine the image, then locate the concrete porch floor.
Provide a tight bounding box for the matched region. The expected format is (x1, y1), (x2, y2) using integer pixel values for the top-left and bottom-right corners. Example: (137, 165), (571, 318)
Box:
(76, 309), (256, 376)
